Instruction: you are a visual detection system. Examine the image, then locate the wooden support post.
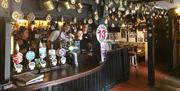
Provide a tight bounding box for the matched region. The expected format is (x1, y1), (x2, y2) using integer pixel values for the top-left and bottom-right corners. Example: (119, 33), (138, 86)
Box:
(147, 17), (155, 86)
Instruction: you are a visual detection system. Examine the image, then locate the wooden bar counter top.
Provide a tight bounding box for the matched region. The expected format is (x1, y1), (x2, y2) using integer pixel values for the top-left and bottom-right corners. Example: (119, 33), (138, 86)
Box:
(6, 48), (129, 91)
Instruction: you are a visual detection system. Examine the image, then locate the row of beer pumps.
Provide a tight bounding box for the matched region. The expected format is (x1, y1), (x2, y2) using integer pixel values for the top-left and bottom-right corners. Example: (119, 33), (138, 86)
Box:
(12, 41), (79, 73)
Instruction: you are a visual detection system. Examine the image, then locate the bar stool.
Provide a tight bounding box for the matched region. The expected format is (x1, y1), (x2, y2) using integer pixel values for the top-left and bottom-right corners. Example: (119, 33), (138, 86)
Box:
(128, 46), (138, 75)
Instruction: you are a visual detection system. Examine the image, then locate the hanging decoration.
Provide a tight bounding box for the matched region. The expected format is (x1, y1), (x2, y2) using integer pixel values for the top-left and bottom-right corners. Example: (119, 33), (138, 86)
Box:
(14, 0), (21, 3)
(57, 5), (62, 12)
(46, 14), (52, 21)
(27, 12), (35, 21)
(43, 0), (55, 11)
(65, 1), (70, 9)
(12, 11), (24, 20)
(1, 0), (9, 9)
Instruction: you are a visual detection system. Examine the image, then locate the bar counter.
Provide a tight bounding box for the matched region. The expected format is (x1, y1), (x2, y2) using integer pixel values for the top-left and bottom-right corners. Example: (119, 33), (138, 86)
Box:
(6, 48), (129, 91)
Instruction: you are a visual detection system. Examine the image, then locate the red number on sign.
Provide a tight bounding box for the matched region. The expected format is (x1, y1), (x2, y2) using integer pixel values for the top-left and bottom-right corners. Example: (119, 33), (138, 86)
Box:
(97, 31), (101, 39)
(98, 29), (106, 39)
(102, 29), (106, 39)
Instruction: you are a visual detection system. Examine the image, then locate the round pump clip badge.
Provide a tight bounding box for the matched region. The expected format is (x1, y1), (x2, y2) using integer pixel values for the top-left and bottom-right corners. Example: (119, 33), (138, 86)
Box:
(15, 64), (23, 73)
(58, 48), (66, 57)
(26, 51), (36, 61)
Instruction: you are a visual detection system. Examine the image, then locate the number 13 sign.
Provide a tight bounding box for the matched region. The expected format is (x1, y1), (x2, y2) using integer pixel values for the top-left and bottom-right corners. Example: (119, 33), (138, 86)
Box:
(96, 24), (108, 43)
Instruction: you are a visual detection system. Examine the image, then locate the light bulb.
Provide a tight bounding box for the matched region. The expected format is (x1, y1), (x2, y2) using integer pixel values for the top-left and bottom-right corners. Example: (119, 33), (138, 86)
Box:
(70, 0), (76, 4)
(77, 8), (82, 13)
(61, 16), (64, 22)
(84, 19), (87, 24)
(124, 0), (127, 6)
(15, 43), (20, 52)
(94, 10), (98, 15)
(74, 17), (77, 23)
(104, 19), (108, 24)
(95, 0), (100, 4)
(111, 23), (115, 28)
(119, 1), (123, 7)
(65, 2), (70, 9)
(115, 18), (118, 21)
(46, 14), (52, 21)
(118, 14), (121, 18)
(122, 23), (125, 27)
(125, 10), (129, 15)
(129, 2), (133, 9)
(109, 9), (112, 14)
(112, 7), (116, 12)
(95, 14), (99, 20)
(88, 18), (93, 24)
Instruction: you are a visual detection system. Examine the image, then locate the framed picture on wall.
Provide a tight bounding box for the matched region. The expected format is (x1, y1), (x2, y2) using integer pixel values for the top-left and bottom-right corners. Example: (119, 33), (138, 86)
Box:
(121, 28), (127, 38)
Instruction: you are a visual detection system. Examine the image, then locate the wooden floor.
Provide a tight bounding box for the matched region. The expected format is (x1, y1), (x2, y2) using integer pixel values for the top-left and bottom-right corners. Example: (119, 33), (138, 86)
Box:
(111, 61), (167, 91)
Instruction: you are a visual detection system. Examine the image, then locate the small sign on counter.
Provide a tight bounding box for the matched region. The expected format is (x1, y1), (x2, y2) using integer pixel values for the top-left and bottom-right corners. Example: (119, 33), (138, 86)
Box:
(96, 24), (108, 62)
